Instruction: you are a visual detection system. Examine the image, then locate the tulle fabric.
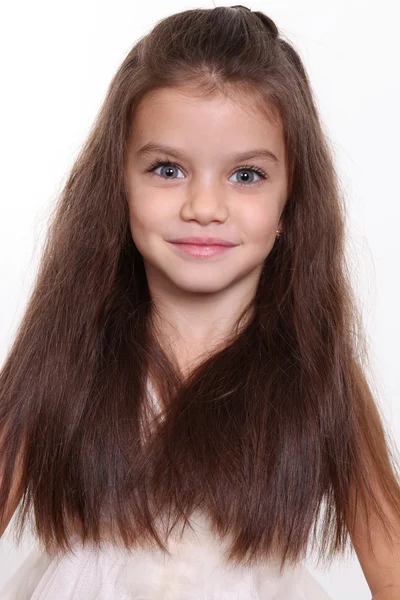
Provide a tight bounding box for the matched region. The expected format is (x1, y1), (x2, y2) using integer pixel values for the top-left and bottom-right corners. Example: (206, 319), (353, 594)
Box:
(0, 510), (332, 600)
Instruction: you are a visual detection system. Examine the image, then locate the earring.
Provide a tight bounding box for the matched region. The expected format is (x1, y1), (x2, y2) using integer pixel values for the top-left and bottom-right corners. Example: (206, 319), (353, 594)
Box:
(276, 229), (282, 238)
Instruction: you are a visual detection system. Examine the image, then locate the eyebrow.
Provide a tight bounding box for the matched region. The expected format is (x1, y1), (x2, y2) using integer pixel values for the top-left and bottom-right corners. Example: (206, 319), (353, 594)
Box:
(135, 142), (280, 165)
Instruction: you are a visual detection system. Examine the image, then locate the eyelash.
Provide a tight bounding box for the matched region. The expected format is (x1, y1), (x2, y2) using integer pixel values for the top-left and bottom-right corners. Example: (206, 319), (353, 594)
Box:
(145, 156), (268, 188)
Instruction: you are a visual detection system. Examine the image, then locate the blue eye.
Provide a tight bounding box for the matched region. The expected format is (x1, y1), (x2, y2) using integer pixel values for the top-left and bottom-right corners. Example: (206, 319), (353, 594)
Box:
(145, 158), (268, 188)
(147, 161), (185, 180)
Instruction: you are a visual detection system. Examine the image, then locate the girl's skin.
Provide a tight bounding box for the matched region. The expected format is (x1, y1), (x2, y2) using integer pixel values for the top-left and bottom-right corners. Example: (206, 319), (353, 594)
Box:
(125, 86), (287, 376)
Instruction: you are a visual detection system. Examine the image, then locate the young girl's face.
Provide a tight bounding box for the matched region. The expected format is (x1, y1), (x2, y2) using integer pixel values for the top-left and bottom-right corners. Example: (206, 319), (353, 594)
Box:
(125, 86), (288, 297)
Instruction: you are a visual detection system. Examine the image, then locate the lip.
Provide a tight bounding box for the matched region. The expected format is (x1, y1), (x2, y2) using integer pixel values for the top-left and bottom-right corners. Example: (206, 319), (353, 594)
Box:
(168, 236), (238, 247)
(168, 242), (234, 258)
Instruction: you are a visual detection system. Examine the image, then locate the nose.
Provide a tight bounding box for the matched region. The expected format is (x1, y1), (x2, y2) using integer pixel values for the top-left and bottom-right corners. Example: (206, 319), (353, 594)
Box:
(180, 181), (229, 224)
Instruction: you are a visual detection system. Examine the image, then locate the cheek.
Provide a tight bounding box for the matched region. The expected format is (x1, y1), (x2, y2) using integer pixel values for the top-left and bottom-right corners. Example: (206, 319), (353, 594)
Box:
(127, 193), (169, 251)
(241, 205), (277, 245)
(128, 203), (148, 234)
(127, 194), (151, 248)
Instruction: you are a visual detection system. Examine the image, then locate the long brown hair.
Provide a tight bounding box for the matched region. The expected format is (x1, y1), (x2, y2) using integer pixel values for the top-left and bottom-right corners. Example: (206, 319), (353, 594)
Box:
(1, 5), (399, 574)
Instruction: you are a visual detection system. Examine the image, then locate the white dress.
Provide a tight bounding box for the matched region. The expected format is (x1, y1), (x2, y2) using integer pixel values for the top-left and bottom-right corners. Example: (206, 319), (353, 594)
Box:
(0, 381), (333, 600)
(0, 518), (333, 600)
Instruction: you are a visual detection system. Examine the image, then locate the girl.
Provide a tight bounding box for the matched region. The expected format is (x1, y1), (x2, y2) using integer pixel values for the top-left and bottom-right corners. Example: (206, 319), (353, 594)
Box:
(1, 5), (399, 599)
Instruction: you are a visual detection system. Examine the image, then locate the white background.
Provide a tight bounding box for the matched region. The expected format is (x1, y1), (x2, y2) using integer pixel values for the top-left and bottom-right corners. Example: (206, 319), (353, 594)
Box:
(0, 1), (399, 598)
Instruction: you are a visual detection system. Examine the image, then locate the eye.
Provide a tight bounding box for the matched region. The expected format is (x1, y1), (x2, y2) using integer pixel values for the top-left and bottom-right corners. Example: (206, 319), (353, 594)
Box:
(145, 157), (268, 188)
(146, 160), (185, 180)
(229, 166), (267, 188)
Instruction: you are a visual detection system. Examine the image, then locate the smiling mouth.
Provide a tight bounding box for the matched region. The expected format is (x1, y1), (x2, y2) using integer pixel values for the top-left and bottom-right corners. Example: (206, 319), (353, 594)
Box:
(168, 241), (236, 258)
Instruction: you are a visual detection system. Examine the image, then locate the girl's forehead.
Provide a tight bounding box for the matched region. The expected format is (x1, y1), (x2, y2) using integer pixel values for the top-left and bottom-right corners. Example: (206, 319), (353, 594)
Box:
(127, 87), (286, 177)
(136, 84), (279, 120)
